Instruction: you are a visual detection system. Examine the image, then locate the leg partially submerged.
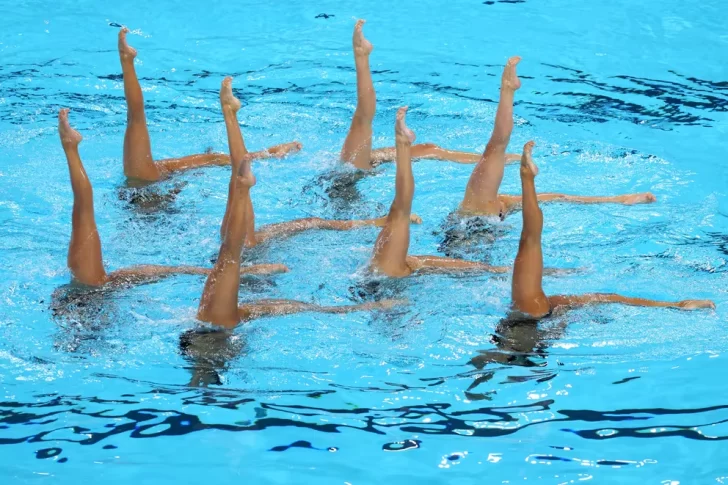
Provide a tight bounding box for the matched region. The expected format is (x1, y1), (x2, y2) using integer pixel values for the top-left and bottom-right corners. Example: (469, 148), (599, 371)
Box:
(498, 192), (657, 214)
(460, 56), (521, 216)
(370, 107), (417, 277)
(511, 141), (551, 318)
(60, 109), (108, 287)
(198, 155), (257, 328)
(371, 144), (521, 166)
(548, 293), (715, 312)
(238, 298), (404, 321)
(253, 213), (422, 246)
(340, 19), (376, 170)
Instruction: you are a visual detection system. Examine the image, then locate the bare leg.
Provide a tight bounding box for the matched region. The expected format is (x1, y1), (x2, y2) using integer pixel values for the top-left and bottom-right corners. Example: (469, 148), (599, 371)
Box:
(340, 19), (376, 170)
(106, 262), (288, 287)
(59, 109), (108, 287)
(371, 144), (521, 165)
(511, 141), (551, 318)
(370, 107), (416, 277)
(253, 213), (422, 246)
(406, 255), (509, 274)
(548, 293), (715, 312)
(238, 298), (405, 322)
(499, 192), (657, 213)
(118, 28), (160, 182)
(460, 56), (521, 216)
(218, 77), (257, 244)
(198, 154), (257, 328)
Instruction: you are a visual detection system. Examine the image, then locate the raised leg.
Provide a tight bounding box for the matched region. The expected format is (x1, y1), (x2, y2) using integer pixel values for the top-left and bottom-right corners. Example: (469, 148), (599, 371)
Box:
(370, 107), (416, 277)
(340, 19), (376, 170)
(59, 109), (108, 287)
(460, 57), (521, 216)
(218, 77), (257, 244)
(238, 298), (405, 322)
(197, 154), (257, 328)
(118, 27), (160, 182)
(511, 141), (551, 318)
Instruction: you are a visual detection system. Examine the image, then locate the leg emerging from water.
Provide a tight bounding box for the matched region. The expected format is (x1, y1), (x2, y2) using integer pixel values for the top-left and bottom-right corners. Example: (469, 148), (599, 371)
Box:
(340, 19), (376, 170)
(60, 109), (108, 287)
(511, 141), (551, 318)
(119, 27), (160, 182)
(460, 56), (521, 216)
(370, 107), (416, 277)
(198, 155), (257, 328)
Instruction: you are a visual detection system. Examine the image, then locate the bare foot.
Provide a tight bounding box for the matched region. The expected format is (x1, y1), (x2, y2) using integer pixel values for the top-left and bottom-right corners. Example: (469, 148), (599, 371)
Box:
(410, 213), (423, 224)
(118, 27), (137, 61)
(502, 56), (521, 91)
(677, 299), (715, 310)
(621, 192), (657, 205)
(58, 109), (82, 147)
(220, 76), (241, 113)
(267, 141), (303, 158)
(395, 106), (416, 145)
(236, 154), (257, 188)
(520, 141), (538, 178)
(353, 19), (373, 57)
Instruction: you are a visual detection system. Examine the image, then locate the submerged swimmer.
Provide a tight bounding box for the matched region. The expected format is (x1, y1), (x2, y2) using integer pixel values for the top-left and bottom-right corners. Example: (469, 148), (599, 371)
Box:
(508, 141), (714, 319)
(218, 77), (421, 246)
(117, 27), (301, 183)
(196, 143), (403, 328)
(369, 106), (512, 277)
(58, 109), (286, 289)
(459, 57), (656, 218)
(340, 20), (520, 170)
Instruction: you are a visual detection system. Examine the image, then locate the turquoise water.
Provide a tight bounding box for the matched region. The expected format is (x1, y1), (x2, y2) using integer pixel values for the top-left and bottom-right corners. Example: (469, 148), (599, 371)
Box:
(2, 0), (728, 483)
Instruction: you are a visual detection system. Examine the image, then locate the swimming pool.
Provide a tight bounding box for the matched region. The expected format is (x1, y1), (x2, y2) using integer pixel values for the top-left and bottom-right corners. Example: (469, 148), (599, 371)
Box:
(1, 0), (727, 482)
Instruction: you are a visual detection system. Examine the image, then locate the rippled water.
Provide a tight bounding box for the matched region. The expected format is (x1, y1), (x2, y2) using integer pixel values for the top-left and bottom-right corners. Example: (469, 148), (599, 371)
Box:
(1, 0), (727, 483)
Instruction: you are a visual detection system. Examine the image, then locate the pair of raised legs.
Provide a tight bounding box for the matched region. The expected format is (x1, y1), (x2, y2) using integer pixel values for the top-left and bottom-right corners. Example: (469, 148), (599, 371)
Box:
(117, 27), (300, 183)
(339, 20), (520, 170)
(459, 57), (656, 218)
(58, 109), (286, 289)
(369, 108), (511, 277)
(510, 142), (714, 317)
(217, 77), (421, 247)
(196, 140), (401, 328)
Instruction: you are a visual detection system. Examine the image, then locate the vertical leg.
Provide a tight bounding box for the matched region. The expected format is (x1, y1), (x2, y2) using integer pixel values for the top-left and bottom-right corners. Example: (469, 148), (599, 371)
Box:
(59, 109), (108, 286)
(118, 27), (160, 181)
(198, 155), (256, 328)
(460, 57), (521, 215)
(511, 141), (551, 318)
(370, 107), (416, 277)
(340, 19), (376, 170)
(218, 77), (255, 243)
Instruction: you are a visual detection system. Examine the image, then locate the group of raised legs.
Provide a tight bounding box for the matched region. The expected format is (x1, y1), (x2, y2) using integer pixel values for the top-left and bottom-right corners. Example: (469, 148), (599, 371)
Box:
(57, 22), (714, 339)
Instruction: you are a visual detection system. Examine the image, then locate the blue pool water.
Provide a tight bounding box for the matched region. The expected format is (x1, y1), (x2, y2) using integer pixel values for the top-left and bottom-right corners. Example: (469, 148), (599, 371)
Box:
(1, 0), (728, 482)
